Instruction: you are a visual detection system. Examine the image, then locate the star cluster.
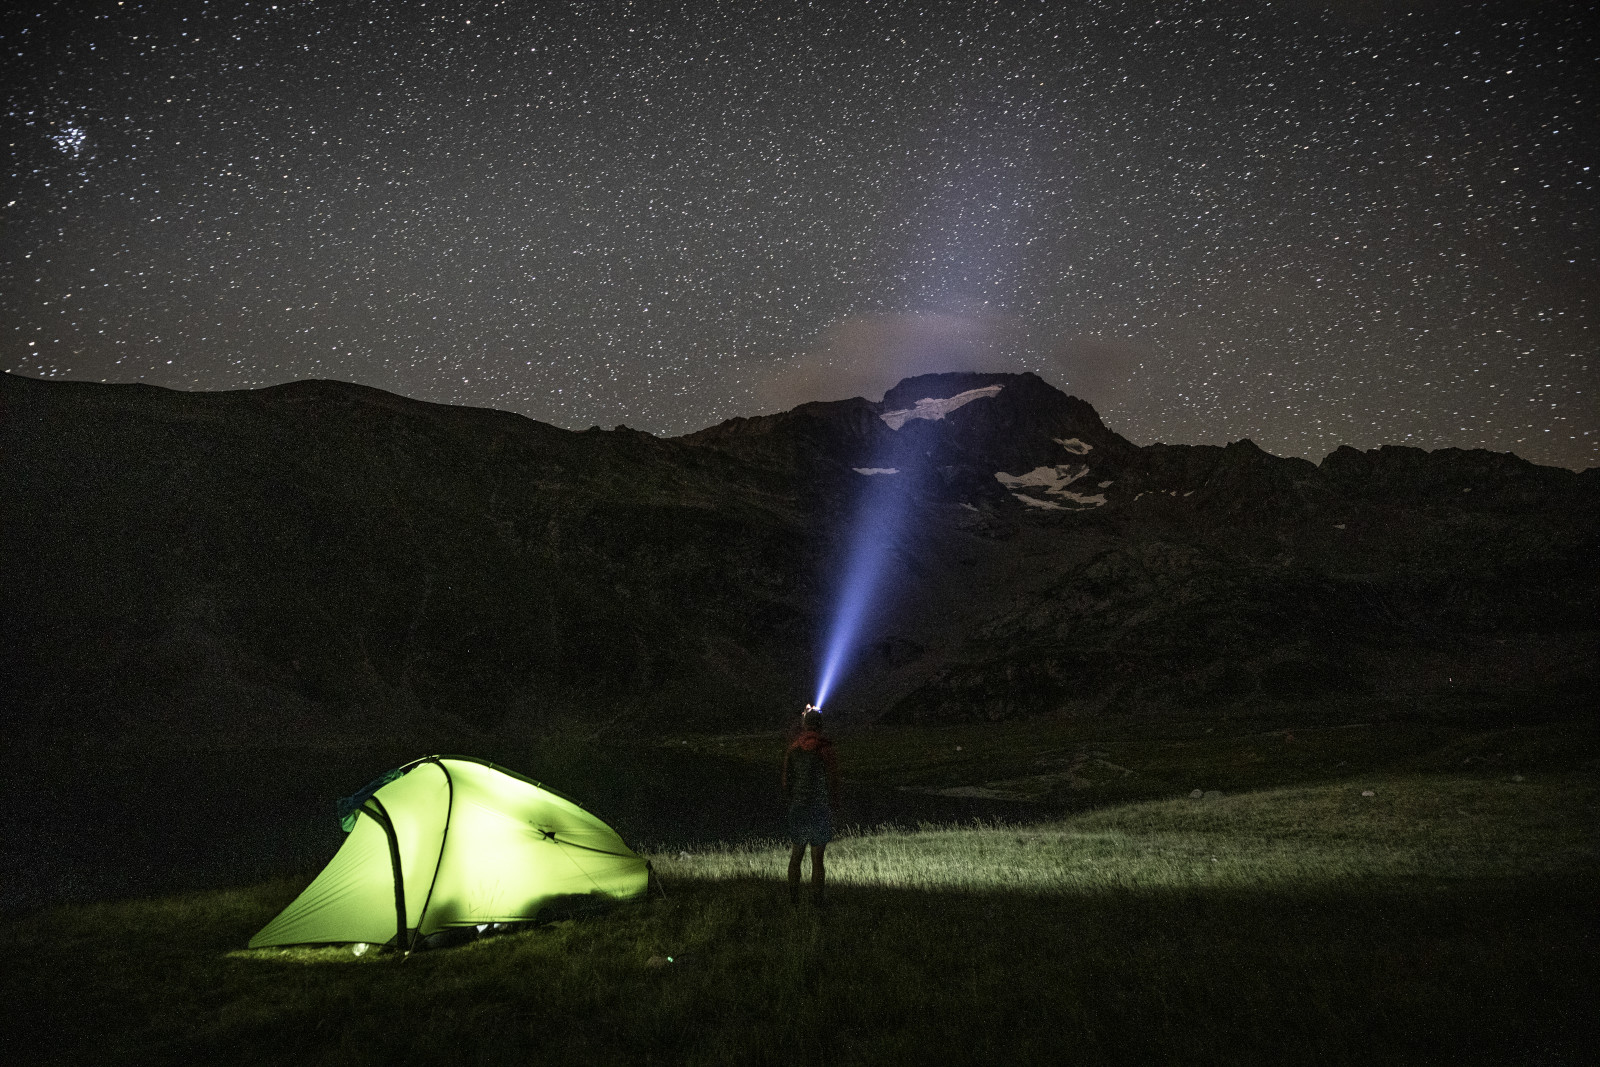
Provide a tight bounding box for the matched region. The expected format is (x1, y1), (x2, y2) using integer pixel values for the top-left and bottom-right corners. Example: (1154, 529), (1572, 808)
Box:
(4, 0), (1594, 468)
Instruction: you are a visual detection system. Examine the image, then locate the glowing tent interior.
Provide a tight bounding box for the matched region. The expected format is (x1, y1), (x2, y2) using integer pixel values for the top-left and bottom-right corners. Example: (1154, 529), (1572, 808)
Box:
(249, 755), (649, 950)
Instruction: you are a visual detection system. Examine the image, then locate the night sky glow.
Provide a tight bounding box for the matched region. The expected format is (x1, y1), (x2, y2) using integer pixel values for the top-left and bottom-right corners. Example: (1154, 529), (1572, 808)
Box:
(4, 0), (1595, 469)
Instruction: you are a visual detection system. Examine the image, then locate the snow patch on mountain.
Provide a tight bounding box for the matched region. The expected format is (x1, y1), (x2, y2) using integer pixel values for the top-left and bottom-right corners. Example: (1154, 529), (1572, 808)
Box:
(1055, 437), (1092, 455)
(996, 463), (1107, 508)
(853, 467), (899, 476)
(881, 385), (1003, 430)
(995, 464), (1090, 493)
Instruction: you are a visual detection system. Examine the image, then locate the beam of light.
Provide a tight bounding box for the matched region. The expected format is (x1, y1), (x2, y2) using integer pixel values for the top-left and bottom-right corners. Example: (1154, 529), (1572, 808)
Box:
(813, 135), (1022, 711)
(813, 467), (915, 710)
(812, 378), (1009, 709)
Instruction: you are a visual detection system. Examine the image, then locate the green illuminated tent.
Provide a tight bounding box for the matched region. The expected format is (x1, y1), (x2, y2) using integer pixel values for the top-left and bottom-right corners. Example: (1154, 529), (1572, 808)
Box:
(250, 755), (648, 950)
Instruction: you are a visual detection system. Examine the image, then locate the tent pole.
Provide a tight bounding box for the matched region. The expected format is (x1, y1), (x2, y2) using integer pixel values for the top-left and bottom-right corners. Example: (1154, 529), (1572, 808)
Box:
(363, 797), (409, 954)
(412, 758), (456, 943)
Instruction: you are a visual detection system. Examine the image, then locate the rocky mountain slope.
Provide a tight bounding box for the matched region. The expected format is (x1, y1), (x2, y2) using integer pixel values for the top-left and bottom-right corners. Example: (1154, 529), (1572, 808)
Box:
(4, 370), (1595, 744)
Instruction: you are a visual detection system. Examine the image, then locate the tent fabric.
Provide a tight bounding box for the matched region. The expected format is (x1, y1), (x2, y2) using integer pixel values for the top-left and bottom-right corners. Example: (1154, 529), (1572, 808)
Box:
(249, 756), (647, 949)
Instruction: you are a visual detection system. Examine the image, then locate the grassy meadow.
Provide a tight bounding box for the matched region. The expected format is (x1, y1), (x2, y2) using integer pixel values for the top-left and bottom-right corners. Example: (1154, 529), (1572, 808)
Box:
(5, 710), (1596, 1066)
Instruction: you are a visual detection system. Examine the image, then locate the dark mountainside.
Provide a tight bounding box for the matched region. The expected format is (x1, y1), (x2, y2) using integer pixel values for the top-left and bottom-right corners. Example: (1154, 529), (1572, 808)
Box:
(5, 369), (1597, 748)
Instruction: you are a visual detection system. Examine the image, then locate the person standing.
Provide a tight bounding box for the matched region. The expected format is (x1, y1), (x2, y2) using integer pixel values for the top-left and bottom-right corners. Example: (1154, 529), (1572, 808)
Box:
(783, 705), (840, 905)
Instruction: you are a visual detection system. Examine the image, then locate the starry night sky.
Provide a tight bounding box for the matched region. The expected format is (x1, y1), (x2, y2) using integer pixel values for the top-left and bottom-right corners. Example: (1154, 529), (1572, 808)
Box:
(4, 0), (1595, 469)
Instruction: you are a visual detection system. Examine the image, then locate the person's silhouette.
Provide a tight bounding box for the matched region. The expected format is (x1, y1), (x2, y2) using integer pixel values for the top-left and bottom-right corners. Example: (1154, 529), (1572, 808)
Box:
(783, 706), (840, 905)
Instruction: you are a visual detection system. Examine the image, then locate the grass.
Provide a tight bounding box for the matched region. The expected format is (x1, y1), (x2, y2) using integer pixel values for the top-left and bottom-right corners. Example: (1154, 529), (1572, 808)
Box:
(664, 774), (1596, 892)
(6, 764), (1596, 1065)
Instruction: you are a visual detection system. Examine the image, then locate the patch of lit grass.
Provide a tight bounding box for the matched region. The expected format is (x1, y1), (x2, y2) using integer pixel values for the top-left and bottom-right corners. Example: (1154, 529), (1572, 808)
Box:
(655, 773), (1596, 893)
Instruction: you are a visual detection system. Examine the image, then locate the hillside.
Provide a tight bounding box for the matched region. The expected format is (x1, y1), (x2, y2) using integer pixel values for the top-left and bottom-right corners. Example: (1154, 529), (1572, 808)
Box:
(3, 370), (1596, 747)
